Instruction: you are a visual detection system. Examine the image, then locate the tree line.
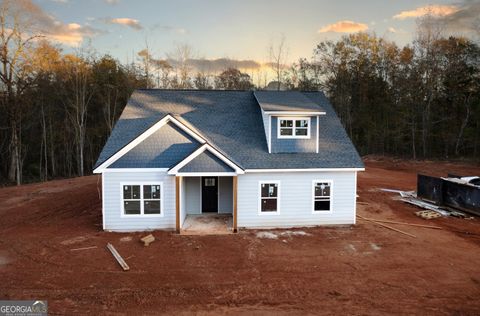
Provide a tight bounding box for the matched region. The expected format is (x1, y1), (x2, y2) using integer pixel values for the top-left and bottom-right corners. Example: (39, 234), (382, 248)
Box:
(0, 2), (479, 185)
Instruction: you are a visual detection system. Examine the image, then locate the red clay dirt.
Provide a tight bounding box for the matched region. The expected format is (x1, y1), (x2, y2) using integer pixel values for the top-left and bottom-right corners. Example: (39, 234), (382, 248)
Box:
(1, 157), (480, 315)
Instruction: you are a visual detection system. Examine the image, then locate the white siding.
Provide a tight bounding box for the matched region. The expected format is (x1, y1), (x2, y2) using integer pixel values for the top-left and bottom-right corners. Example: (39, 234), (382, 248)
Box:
(237, 171), (357, 228)
(218, 177), (233, 213)
(103, 171), (175, 231)
(184, 177), (201, 214)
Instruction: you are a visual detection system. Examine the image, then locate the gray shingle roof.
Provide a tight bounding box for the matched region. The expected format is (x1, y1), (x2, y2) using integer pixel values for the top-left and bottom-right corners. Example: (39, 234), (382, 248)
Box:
(94, 90), (363, 170)
(178, 150), (235, 173)
(110, 122), (200, 168)
(254, 91), (325, 112)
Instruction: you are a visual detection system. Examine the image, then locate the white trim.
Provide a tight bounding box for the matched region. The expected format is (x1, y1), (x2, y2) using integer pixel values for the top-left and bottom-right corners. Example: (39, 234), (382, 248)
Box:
(245, 168), (365, 173)
(277, 117), (311, 139)
(264, 111), (326, 115)
(93, 114), (206, 174)
(316, 115), (319, 154)
(101, 174), (105, 230)
(168, 143), (244, 175)
(258, 180), (281, 215)
(119, 182), (164, 218)
(312, 180), (333, 214)
(353, 171), (358, 224)
(176, 172), (238, 177)
(104, 168), (169, 173)
(268, 115), (272, 153)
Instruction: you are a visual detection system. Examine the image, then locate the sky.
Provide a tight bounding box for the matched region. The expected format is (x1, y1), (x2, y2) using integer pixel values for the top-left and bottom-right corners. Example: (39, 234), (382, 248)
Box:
(19, 0), (480, 69)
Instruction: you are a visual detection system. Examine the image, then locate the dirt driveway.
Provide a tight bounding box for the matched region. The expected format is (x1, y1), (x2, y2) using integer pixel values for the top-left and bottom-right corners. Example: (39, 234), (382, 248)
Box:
(0, 157), (479, 315)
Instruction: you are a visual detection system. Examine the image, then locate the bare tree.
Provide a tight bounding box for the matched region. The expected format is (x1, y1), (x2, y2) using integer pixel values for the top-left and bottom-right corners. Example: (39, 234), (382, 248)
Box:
(152, 59), (173, 88)
(167, 43), (194, 89)
(268, 34), (289, 90)
(137, 41), (152, 88)
(414, 13), (444, 157)
(0, 0), (41, 184)
(61, 52), (94, 177)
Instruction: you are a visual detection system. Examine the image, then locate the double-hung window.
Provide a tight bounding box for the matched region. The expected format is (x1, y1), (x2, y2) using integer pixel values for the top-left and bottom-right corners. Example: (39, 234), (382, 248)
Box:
(278, 118), (310, 138)
(259, 181), (279, 214)
(122, 184), (162, 216)
(313, 181), (332, 212)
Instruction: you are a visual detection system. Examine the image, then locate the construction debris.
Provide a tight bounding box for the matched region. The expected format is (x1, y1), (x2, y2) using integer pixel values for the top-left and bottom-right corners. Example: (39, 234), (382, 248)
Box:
(380, 186), (468, 218)
(357, 215), (416, 238)
(359, 217), (442, 229)
(401, 197), (450, 216)
(418, 174), (480, 216)
(106, 243), (130, 271)
(415, 210), (442, 220)
(140, 234), (155, 247)
(70, 246), (98, 252)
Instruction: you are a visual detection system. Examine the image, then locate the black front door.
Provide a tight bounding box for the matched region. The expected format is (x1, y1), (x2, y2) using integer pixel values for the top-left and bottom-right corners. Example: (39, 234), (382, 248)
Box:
(202, 177), (218, 213)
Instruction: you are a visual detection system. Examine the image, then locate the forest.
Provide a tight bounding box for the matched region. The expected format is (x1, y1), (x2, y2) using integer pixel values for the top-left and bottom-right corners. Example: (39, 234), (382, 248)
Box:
(0, 2), (479, 185)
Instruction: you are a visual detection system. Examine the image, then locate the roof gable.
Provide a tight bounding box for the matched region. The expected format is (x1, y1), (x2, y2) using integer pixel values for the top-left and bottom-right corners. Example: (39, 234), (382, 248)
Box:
(178, 150), (235, 173)
(254, 91), (325, 113)
(109, 122), (201, 169)
(93, 114), (206, 173)
(168, 144), (244, 175)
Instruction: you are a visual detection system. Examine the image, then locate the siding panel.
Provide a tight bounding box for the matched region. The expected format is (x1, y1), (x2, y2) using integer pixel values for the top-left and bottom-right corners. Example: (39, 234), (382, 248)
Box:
(219, 177), (233, 213)
(237, 171), (356, 228)
(185, 177), (201, 214)
(271, 116), (317, 153)
(103, 171), (175, 231)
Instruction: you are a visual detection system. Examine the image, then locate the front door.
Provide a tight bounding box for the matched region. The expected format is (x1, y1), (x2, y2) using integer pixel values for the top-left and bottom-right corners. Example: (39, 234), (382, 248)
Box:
(202, 177), (218, 213)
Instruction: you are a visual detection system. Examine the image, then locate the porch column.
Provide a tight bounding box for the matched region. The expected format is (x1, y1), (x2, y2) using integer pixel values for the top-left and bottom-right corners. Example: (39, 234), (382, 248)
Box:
(233, 176), (238, 233)
(175, 176), (181, 233)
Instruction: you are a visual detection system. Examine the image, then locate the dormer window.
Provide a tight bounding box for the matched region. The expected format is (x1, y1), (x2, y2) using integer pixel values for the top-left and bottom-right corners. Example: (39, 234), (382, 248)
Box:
(278, 117), (310, 139)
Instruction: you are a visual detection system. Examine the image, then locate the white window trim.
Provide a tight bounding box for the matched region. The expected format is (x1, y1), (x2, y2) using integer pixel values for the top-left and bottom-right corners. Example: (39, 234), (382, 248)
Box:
(120, 182), (164, 218)
(258, 180), (281, 215)
(277, 117), (311, 139)
(312, 180), (333, 214)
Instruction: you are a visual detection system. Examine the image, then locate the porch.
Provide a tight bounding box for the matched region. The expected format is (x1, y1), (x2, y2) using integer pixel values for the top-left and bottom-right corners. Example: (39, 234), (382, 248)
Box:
(175, 175), (238, 234)
(169, 143), (243, 233)
(181, 213), (233, 235)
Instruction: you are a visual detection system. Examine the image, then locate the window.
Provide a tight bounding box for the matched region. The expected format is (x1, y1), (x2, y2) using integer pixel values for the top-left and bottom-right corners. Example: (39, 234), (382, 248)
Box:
(278, 118), (310, 138)
(123, 185), (141, 215)
(122, 184), (162, 216)
(313, 181), (332, 212)
(204, 178), (215, 186)
(259, 182), (279, 213)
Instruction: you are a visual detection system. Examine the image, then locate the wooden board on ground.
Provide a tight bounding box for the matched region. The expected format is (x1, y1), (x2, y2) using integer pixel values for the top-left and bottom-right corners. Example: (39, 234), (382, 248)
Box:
(106, 243), (130, 271)
(415, 210), (442, 220)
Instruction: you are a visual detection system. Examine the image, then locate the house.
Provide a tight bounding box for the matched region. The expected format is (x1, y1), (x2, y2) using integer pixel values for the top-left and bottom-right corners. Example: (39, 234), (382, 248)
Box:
(93, 90), (364, 232)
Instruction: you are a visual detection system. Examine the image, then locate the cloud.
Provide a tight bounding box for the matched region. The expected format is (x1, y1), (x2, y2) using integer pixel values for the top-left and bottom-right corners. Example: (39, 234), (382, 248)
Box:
(50, 0), (68, 3)
(104, 17), (143, 30)
(437, 0), (480, 34)
(4, 0), (101, 46)
(318, 20), (368, 33)
(151, 24), (187, 34)
(387, 27), (397, 33)
(159, 57), (262, 73)
(104, 0), (119, 4)
(393, 5), (459, 20)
